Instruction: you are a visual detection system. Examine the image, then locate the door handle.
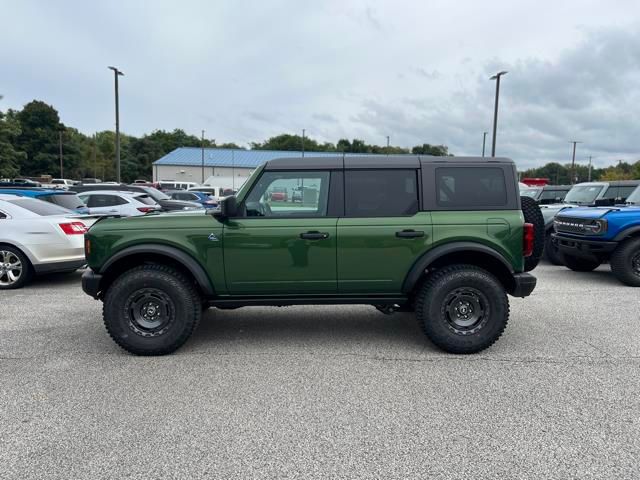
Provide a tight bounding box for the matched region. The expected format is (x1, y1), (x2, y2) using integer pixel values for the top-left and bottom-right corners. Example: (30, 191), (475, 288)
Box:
(300, 231), (330, 240)
(395, 229), (425, 238)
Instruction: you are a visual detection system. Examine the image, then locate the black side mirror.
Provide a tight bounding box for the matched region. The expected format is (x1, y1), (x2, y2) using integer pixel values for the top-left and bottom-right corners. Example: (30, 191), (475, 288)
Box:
(594, 198), (615, 207)
(213, 195), (238, 220)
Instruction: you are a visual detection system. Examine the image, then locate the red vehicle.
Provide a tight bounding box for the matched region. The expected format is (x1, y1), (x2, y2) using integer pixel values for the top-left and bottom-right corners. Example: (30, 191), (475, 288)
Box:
(521, 178), (549, 187)
(269, 187), (288, 201)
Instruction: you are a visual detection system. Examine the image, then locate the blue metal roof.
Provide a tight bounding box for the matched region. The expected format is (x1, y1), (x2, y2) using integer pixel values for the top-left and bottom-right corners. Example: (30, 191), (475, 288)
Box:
(153, 147), (380, 168)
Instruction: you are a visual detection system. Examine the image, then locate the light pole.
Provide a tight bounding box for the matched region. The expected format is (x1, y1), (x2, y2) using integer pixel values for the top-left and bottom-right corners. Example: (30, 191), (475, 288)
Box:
(588, 155), (593, 182)
(490, 71), (507, 157)
(569, 140), (582, 184)
(58, 130), (64, 178)
(108, 66), (124, 183)
(302, 129), (305, 158)
(201, 130), (205, 184)
(386, 135), (390, 156)
(482, 131), (488, 157)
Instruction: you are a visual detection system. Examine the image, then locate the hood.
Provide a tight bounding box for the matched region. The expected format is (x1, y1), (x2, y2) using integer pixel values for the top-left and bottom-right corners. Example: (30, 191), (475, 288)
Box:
(556, 205), (640, 220)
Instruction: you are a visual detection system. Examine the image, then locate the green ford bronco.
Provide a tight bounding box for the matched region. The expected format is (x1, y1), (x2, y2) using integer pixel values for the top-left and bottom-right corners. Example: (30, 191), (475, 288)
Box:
(82, 156), (541, 355)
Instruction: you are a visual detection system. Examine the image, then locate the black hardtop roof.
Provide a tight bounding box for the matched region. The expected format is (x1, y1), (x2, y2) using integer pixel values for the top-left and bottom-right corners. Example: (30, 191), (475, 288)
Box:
(542, 184), (572, 190)
(264, 155), (515, 170)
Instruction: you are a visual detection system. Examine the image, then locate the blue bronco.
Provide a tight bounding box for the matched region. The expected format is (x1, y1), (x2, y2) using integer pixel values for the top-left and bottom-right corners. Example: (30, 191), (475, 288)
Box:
(551, 185), (640, 286)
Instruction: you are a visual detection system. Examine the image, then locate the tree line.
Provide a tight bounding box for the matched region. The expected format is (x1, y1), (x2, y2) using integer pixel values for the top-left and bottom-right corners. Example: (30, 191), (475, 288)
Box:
(1, 98), (638, 183)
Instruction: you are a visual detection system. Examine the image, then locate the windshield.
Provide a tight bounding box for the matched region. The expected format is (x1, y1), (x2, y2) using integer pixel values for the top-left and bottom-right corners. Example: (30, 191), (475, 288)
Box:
(140, 187), (169, 201)
(40, 193), (86, 210)
(626, 186), (640, 205)
(563, 185), (605, 205)
(520, 188), (541, 199)
(7, 198), (71, 215)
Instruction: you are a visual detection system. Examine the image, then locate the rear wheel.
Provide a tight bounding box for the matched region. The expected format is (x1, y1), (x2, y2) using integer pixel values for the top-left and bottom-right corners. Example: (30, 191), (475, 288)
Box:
(544, 233), (563, 265)
(416, 264), (509, 354)
(562, 254), (600, 272)
(521, 196), (544, 272)
(103, 264), (201, 355)
(610, 238), (640, 287)
(0, 247), (32, 290)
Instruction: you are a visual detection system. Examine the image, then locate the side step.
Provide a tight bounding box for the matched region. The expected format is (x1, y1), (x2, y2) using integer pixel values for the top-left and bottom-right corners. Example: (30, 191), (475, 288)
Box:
(208, 295), (409, 308)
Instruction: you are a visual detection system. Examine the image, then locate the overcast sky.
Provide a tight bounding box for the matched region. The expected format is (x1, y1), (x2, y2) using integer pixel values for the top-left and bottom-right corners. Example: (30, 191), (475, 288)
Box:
(2, 0), (639, 169)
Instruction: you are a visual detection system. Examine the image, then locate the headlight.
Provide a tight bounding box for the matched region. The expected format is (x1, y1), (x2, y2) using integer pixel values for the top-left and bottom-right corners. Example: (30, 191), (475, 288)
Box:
(584, 219), (607, 234)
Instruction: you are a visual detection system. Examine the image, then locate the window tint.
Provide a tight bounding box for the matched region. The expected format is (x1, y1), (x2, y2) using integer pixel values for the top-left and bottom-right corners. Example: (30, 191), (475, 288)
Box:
(603, 185), (637, 202)
(87, 194), (128, 208)
(134, 194), (156, 205)
(244, 171), (330, 217)
(540, 189), (566, 201)
(0, 210), (6, 219)
(345, 170), (418, 217)
(436, 167), (507, 208)
(7, 198), (70, 216)
(40, 193), (85, 210)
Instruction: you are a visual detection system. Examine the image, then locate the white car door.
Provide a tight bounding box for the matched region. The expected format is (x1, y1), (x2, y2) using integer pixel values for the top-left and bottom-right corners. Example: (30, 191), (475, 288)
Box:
(82, 193), (129, 215)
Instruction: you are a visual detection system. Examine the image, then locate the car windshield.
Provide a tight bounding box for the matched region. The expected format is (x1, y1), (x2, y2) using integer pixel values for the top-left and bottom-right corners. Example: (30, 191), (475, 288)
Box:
(626, 187), (640, 205)
(40, 193), (86, 210)
(7, 198), (71, 215)
(140, 187), (170, 201)
(563, 185), (604, 205)
(520, 188), (541, 199)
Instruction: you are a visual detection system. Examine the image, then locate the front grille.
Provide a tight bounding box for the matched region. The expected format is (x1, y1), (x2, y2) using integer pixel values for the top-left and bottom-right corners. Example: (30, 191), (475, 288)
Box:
(554, 217), (589, 235)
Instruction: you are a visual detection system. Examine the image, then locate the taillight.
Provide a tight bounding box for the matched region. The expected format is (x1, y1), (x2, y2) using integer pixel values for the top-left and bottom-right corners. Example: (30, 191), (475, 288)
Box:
(523, 223), (534, 257)
(85, 238), (91, 255)
(59, 222), (88, 235)
(137, 207), (156, 213)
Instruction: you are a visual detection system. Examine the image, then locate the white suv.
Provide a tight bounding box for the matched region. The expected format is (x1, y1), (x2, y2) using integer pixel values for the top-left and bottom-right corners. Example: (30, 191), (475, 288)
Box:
(77, 191), (161, 216)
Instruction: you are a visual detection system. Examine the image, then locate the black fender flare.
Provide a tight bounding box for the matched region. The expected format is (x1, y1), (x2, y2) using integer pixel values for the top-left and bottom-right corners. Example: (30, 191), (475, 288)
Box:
(613, 226), (640, 242)
(100, 244), (215, 296)
(401, 242), (515, 294)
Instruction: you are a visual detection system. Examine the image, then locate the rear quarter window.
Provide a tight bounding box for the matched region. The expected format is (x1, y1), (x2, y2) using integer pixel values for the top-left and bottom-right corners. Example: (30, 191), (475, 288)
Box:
(436, 167), (507, 208)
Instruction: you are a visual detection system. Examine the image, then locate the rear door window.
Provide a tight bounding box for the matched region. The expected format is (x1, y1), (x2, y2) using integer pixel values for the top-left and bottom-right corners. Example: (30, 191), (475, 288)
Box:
(436, 167), (507, 208)
(345, 170), (418, 217)
(87, 194), (128, 208)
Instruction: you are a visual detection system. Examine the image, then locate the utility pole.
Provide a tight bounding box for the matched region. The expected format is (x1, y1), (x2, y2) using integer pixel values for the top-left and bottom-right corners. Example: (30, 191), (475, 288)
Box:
(386, 135), (390, 156)
(231, 149), (235, 190)
(301, 129), (305, 158)
(490, 71), (508, 157)
(58, 130), (64, 178)
(482, 131), (488, 157)
(201, 130), (205, 184)
(569, 140), (582, 184)
(588, 156), (593, 182)
(108, 66), (124, 183)
(92, 133), (97, 179)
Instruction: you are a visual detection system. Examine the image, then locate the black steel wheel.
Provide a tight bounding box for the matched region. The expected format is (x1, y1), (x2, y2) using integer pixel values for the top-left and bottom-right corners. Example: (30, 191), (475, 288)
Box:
(103, 264), (201, 355)
(416, 264), (509, 354)
(610, 238), (640, 287)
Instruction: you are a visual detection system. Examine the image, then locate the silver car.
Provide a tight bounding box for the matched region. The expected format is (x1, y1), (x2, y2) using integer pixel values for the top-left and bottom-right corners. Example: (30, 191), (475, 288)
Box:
(0, 195), (97, 289)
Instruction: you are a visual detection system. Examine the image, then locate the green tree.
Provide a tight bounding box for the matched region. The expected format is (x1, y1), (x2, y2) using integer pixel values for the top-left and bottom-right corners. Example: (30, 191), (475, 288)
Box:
(15, 100), (64, 176)
(0, 108), (26, 177)
(411, 144), (450, 156)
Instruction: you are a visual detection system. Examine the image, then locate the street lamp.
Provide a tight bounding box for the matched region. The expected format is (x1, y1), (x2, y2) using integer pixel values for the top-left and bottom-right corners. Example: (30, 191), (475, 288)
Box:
(490, 71), (507, 157)
(302, 129), (305, 158)
(482, 131), (488, 157)
(108, 66), (124, 183)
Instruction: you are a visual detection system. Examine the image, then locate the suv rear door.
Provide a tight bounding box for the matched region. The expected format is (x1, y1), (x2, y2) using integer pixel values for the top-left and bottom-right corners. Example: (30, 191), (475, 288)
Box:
(223, 170), (338, 294)
(337, 167), (432, 294)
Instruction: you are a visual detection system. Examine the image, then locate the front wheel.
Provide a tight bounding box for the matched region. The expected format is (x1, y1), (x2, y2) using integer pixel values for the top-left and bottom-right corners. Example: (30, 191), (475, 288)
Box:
(0, 247), (32, 290)
(610, 238), (640, 287)
(415, 265), (509, 354)
(562, 254), (600, 272)
(103, 264), (202, 355)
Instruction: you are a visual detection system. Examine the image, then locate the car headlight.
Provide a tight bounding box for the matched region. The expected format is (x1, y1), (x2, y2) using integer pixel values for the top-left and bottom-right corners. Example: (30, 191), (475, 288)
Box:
(584, 219), (607, 234)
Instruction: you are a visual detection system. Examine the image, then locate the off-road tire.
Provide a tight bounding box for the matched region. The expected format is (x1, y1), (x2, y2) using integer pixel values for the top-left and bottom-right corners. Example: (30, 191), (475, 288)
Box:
(562, 254), (601, 272)
(521, 196), (544, 272)
(610, 238), (640, 287)
(544, 232), (563, 265)
(415, 264), (509, 354)
(0, 245), (33, 290)
(103, 264), (202, 355)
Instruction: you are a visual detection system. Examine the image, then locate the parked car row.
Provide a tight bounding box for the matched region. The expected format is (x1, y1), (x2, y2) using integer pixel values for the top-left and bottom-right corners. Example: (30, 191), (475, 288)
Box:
(520, 180), (640, 286)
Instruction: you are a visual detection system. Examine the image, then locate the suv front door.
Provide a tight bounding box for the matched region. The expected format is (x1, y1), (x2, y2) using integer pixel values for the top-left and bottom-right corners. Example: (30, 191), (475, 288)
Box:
(223, 170), (337, 295)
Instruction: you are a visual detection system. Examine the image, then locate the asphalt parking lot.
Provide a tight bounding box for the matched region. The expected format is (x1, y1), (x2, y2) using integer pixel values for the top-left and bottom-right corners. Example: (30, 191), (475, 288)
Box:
(1, 263), (638, 479)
